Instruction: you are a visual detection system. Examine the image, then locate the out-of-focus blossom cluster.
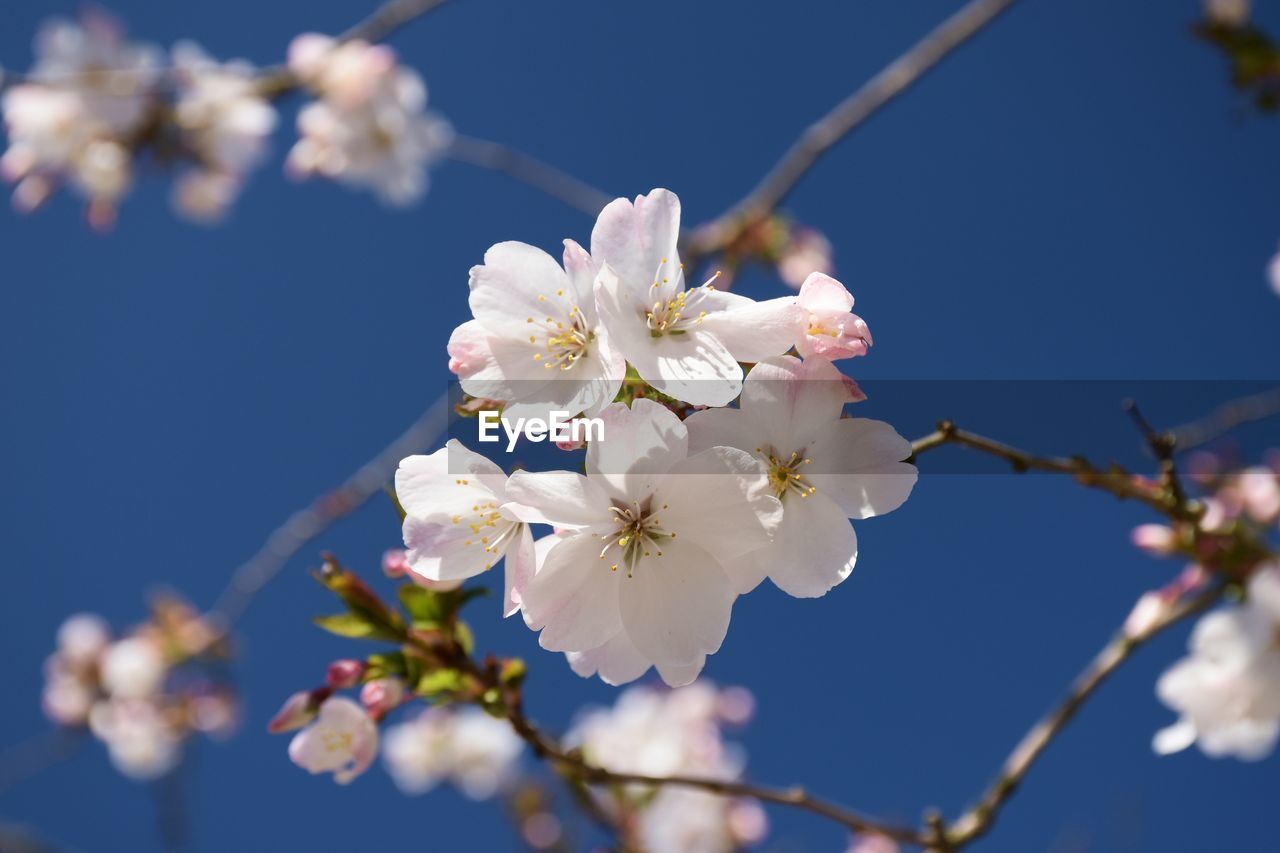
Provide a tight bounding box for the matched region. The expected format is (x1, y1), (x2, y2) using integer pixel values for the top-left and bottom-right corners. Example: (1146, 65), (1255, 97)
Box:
(568, 682), (767, 852)
(273, 650), (522, 792)
(1, 11), (453, 227)
(1, 11), (275, 226)
(42, 599), (236, 779)
(1127, 449), (1280, 761)
(383, 706), (523, 798)
(286, 34), (452, 206)
(399, 188), (915, 688)
(1204, 0), (1250, 27)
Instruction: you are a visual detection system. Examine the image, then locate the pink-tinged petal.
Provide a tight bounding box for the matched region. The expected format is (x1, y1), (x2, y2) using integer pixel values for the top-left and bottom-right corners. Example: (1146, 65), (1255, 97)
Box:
(468, 241), (571, 336)
(395, 441), (506, 517)
(683, 406), (767, 457)
(618, 538), (735, 666)
(761, 492), (858, 598)
(567, 631), (652, 686)
(807, 419), (917, 519)
(446, 319), (495, 378)
(503, 524), (536, 617)
(654, 656), (707, 688)
(655, 446), (782, 562)
(503, 470), (615, 529)
(796, 272), (854, 314)
(696, 293), (804, 363)
(589, 189), (682, 304)
(520, 533), (623, 650)
(1248, 565), (1280, 624)
(402, 514), (493, 581)
(561, 238), (599, 319)
(587, 399), (689, 499)
(594, 267), (744, 406)
(740, 356), (861, 450)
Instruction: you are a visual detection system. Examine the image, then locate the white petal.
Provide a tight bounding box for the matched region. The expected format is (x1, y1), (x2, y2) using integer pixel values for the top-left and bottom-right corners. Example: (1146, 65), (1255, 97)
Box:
(654, 446), (781, 561)
(395, 440), (506, 517)
(503, 470), (614, 529)
(587, 399), (688, 499)
(567, 631), (653, 686)
(683, 406), (765, 457)
(468, 241), (571, 337)
(655, 656), (707, 688)
(722, 547), (771, 595)
(1198, 718), (1280, 761)
(740, 356), (859, 449)
(589, 189), (681, 303)
(1152, 718), (1197, 755)
(807, 419), (917, 519)
(520, 533), (623, 651)
(402, 514), (495, 581)
(762, 492), (859, 598)
(696, 293), (803, 363)
(503, 525), (536, 617)
(618, 538), (735, 666)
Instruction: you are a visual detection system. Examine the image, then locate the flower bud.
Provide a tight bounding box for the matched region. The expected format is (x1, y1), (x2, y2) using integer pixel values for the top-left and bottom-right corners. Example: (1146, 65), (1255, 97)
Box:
(1131, 524), (1178, 556)
(268, 688), (327, 733)
(382, 549), (410, 578)
(326, 659), (366, 689)
(360, 678), (406, 718)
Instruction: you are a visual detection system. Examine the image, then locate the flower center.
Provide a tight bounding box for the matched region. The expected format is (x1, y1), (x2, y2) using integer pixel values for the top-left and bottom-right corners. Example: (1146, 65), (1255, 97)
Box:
(453, 495), (523, 570)
(321, 729), (354, 753)
(644, 259), (721, 337)
(528, 292), (592, 371)
(596, 497), (674, 576)
(759, 447), (816, 500)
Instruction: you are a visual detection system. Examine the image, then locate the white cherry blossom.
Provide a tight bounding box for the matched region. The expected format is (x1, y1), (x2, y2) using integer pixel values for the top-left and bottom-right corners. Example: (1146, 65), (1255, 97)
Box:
(449, 240), (625, 421)
(100, 636), (167, 699)
(396, 440), (535, 616)
(504, 399), (781, 684)
(286, 34), (451, 206)
(1154, 564), (1280, 760)
(591, 189), (803, 406)
(685, 356), (916, 597)
(88, 699), (182, 780)
(1, 12), (161, 224)
(794, 273), (872, 361)
(288, 696), (379, 784)
(382, 707), (523, 798)
(55, 613), (111, 666)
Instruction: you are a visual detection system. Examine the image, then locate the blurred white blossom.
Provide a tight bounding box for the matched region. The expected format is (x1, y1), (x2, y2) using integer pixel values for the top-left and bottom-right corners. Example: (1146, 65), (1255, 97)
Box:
(286, 33), (451, 205)
(382, 706), (523, 798)
(289, 696), (379, 784)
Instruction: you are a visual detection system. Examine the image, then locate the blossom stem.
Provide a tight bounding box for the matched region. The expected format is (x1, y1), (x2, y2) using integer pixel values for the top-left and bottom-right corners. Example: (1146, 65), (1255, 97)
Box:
(446, 134), (614, 216)
(942, 585), (1221, 847)
(685, 0), (1024, 261)
(1167, 386), (1280, 453)
(909, 420), (1201, 522)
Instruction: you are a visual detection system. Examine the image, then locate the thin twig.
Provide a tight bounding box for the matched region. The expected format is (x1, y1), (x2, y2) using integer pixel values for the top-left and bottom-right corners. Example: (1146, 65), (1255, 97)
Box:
(1123, 399), (1188, 507)
(909, 420), (1197, 521)
(1169, 386), (1280, 453)
(208, 392), (449, 629)
(447, 134), (614, 217)
(686, 0), (1023, 259)
(944, 586), (1221, 846)
(0, 729), (86, 796)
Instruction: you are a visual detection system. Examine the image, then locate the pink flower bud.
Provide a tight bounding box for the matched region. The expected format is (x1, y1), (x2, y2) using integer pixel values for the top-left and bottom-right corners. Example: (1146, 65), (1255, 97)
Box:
(1131, 524), (1177, 556)
(382, 548), (410, 578)
(327, 659), (366, 689)
(555, 436), (586, 451)
(360, 678), (406, 718)
(268, 688), (327, 733)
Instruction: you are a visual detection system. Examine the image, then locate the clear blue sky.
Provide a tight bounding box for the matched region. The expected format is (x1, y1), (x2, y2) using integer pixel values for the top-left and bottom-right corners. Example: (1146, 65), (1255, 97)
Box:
(2, 1), (1279, 850)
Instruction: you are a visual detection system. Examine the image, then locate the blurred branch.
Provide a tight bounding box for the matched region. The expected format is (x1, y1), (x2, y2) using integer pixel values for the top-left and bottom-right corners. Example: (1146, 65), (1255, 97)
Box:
(0, 729), (86, 796)
(943, 586), (1221, 847)
(447, 134), (614, 217)
(909, 420), (1199, 521)
(208, 393), (450, 630)
(1169, 386), (1280, 453)
(686, 0), (1022, 262)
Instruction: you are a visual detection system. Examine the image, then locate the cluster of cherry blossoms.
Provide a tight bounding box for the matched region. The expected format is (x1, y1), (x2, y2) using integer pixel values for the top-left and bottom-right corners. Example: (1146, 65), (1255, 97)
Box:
(400, 187), (916, 687)
(41, 599), (235, 780)
(0, 11), (449, 227)
(566, 682), (767, 851)
(1127, 451), (1280, 760)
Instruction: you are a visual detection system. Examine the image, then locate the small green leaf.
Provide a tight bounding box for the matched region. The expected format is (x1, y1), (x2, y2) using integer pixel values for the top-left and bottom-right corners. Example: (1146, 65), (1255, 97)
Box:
(499, 658), (527, 686)
(313, 612), (400, 641)
(399, 585), (446, 626)
(454, 620), (475, 656)
(417, 668), (465, 697)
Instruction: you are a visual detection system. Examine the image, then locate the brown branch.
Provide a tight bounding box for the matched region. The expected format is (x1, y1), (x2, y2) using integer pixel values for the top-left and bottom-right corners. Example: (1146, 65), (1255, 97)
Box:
(910, 420), (1198, 521)
(943, 586), (1221, 847)
(1169, 386), (1280, 453)
(447, 134), (614, 217)
(686, 0), (1023, 260)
